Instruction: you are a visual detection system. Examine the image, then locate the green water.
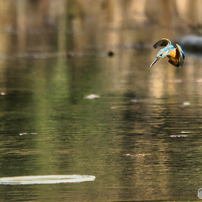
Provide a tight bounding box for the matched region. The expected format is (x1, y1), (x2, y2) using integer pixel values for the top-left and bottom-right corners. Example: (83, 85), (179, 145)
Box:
(0, 1), (202, 201)
(0, 49), (202, 201)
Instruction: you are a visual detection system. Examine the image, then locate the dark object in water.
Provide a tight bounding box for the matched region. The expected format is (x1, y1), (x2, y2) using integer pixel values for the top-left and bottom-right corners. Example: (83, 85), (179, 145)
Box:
(108, 51), (114, 57)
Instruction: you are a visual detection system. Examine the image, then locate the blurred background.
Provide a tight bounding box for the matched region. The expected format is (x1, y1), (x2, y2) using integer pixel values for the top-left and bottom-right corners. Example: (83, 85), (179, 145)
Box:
(0, 0), (202, 202)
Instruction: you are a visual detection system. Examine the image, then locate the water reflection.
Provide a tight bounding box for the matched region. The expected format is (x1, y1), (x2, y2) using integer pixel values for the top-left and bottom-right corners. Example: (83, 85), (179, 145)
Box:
(0, 39), (200, 201)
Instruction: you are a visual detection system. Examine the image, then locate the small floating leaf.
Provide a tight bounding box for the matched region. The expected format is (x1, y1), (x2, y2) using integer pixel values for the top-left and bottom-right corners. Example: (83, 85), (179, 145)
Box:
(0, 175), (96, 185)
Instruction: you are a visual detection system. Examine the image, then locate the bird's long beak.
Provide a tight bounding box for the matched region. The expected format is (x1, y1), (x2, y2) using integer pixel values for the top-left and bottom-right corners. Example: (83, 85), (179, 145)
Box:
(150, 56), (161, 68)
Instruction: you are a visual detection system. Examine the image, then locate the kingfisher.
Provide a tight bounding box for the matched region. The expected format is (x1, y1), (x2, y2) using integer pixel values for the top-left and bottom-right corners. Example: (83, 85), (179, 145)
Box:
(150, 38), (185, 68)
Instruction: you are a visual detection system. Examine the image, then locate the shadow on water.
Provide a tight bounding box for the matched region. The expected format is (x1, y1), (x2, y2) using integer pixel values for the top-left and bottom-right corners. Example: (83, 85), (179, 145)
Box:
(0, 0), (202, 202)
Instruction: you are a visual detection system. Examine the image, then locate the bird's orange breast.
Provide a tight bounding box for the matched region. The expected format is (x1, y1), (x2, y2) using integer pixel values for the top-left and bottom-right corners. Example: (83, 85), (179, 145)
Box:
(167, 49), (180, 66)
(167, 49), (176, 58)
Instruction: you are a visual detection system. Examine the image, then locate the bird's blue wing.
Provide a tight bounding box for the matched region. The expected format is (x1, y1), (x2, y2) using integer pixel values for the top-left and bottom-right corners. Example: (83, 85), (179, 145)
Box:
(176, 44), (185, 67)
(153, 38), (171, 49)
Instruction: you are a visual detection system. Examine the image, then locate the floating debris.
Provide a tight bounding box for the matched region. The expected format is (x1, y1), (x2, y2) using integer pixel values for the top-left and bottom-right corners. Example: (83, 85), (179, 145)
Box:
(135, 153), (149, 157)
(130, 99), (147, 103)
(19, 133), (38, 136)
(170, 135), (188, 138)
(84, 94), (100, 99)
(131, 99), (138, 102)
(0, 175), (96, 185)
(182, 101), (190, 106)
(180, 131), (190, 134)
(99, 53), (107, 57)
(0, 92), (6, 96)
(136, 154), (145, 157)
(125, 153), (147, 157)
(125, 154), (133, 157)
(108, 51), (114, 57)
(110, 106), (128, 110)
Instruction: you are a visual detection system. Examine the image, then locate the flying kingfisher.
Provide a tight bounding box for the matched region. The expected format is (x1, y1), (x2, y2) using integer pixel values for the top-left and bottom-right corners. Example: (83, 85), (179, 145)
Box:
(150, 38), (185, 68)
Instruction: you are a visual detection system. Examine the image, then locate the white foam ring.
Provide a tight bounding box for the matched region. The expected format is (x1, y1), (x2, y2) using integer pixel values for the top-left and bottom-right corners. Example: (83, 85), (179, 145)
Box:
(0, 175), (96, 185)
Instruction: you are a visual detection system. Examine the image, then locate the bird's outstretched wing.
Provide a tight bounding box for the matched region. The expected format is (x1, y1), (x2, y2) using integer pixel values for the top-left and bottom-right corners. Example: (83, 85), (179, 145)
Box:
(153, 38), (171, 49)
(176, 44), (185, 67)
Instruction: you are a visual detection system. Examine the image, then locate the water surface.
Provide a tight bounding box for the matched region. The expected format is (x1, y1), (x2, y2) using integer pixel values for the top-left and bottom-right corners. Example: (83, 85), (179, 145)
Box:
(0, 1), (202, 202)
